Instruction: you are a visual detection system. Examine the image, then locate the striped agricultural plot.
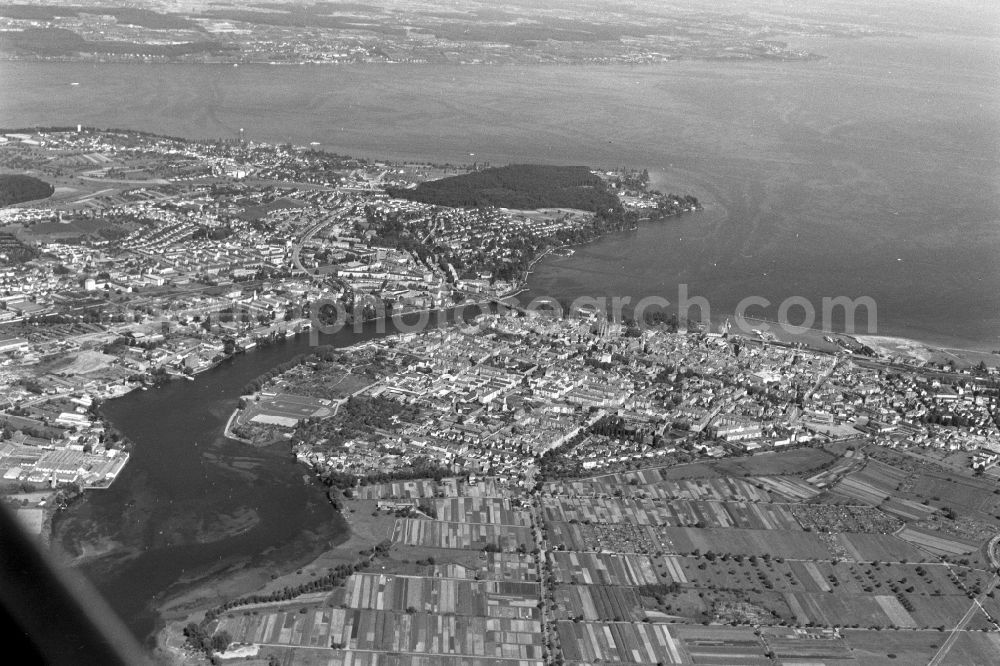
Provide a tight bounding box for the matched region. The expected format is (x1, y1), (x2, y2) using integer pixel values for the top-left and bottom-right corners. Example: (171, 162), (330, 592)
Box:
(896, 527), (979, 556)
(543, 497), (803, 531)
(830, 475), (890, 505)
(748, 476), (820, 501)
(545, 474), (774, 502)
(673, 625), (772, 665)
(218, 608), (543, 660)
(430, 497), (532, 526)
(555, 585), (644, 621)
(551, 551), (660, 586)
(343, 573), (540, 618)
(356, 476), (510, 500)
(392, 518), (533, 551)
(557, 621), (689, 665)
(659, 555), (688, 584)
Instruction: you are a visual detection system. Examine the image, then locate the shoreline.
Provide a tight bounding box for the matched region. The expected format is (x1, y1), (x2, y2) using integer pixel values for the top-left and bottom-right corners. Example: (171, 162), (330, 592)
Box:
(152, 497), (390, 660)
(730, 316), (998, 369)
(145, 304), (997, 657)
(221, 406), (252, 445)
(33, 150), (991, 657)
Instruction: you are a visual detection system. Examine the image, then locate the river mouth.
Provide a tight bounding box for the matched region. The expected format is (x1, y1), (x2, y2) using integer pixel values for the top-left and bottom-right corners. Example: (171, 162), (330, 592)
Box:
(48, 337), (349, 643)
(50, 310), (483, 645)
(51, 435), (345, 645)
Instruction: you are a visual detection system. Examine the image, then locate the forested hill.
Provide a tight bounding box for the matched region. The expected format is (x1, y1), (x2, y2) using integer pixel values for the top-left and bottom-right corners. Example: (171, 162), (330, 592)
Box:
(385, 164), (622, 214)
(0, 174), (54, 207)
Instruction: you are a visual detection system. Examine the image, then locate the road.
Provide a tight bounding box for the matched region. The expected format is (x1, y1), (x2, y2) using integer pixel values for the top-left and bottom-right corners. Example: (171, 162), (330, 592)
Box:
(987, 533), (1000, 569)
(926, 573), (998, 666)
(528, 493), (558, 664)
(804, 357), (841, 402)
(291, 216), (338, 277)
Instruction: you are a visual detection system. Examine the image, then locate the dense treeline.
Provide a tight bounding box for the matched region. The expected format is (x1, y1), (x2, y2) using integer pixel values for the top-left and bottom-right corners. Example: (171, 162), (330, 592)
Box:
(0, 27), (236, 58)
(201, 8), (408, 36)
(386, 164), (622, 214)
(636, 582), (682, 596)
(0, 5), (199, 29)
(0, 174), (53, 206)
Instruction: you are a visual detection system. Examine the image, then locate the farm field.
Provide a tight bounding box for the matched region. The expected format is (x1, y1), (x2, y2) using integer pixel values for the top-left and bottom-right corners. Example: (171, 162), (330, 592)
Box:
(554, 585), (644, 621)
(201, 436), (1000, 666)
(830, 474), (895, 505)
(384, 552), (540, 583)
(852, 460), (910, 491)
(546, 495), (900, 535)
(343, 572), (540, 618)
(545, 522), (925, 561)
(841, 628), (999, 665)
(879, 496), (938, 522)
(547, 520), (670, 553)
(751, 476), (822, 501)
(783, 592), (918, 628)
(894, 526), (980, 557)
(651, 556), (980, 595)
(639, 554), (990, 629)
(835, 532), (931, 563)
(216, 607), (543, 660)
(937, 629), (1000, 664)
(386, 552), (542, 584)
(551, 551), (661, 587)
(253, 647), (540, 666)
(760, 627), (856, 664)
(391, 517), (533, 551)
(661, 526), (835, 559)
(909, 473), (1000, 514)
(356, 476), (510, 500)
(543, 497), (804, 531)
(556, 620), (695, 665)
(475, 552), (542, 582)
(675, 625), (774, 664)
(544, 472), (819, 502)
(429, 497), (532, 526)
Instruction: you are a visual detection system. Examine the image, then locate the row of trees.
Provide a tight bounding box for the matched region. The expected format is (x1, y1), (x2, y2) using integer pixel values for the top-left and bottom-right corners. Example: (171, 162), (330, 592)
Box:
(319, 455), (454, 490)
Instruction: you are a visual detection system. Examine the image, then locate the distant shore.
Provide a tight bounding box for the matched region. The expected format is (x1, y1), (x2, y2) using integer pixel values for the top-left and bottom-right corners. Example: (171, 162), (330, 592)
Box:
(728, 316), (998, 371)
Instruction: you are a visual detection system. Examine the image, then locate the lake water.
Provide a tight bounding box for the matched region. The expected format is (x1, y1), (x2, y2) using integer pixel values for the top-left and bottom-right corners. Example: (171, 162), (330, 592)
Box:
(52, 334), (342, 644)
(2, 34), (997, 349)
(50, 310), (479, 644)
(3, 26), (1000, 646)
